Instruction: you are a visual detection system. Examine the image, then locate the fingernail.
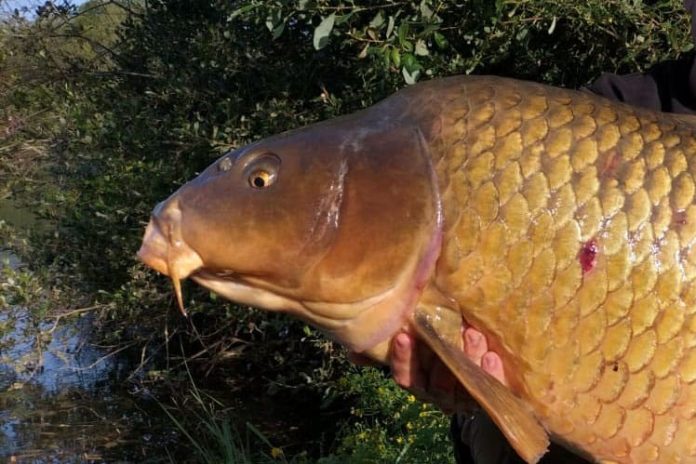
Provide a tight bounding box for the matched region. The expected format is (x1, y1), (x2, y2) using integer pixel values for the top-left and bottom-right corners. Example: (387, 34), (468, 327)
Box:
(466, 330), (481, 348)
(395, 333), (410, 350)
(483, 354), (498, 371)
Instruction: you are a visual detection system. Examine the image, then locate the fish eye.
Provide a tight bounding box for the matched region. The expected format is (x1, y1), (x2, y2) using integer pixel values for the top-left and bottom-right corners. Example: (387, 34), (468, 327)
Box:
(243, 153), (280, 189)
(249, 169), (275, 188)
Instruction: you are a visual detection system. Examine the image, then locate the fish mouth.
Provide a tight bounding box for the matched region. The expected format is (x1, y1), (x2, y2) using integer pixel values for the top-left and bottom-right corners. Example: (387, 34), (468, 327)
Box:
(137, 221), (171, 276)
(137, 201), (203, 315)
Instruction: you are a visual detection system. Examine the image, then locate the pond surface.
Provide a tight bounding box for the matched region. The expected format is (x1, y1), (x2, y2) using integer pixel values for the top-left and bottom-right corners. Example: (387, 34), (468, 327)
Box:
(0, 198), (183, 463)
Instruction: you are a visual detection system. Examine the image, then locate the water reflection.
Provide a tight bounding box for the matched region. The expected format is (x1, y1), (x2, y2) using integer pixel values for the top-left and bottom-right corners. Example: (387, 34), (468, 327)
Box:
(0, 200), (181, 462)
(0, 308), (114, 393)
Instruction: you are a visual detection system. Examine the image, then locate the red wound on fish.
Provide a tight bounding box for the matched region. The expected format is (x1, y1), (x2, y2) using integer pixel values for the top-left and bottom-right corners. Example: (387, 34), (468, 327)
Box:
(579, 239), (598, 273)
(673, 210), (688, 226)
(599, 150), (621, 178)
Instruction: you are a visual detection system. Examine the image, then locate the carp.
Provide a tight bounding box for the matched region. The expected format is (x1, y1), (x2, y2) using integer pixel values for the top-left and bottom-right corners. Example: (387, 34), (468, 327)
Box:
(138, 75), (696, 463)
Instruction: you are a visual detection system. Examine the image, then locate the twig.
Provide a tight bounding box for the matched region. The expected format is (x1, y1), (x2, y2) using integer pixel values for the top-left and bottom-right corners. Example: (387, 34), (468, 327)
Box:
(86, 70), (161, 79)
(126, 328), (178, 381)
(45, 304), (104, 334)
(70, 340), (138, 371)
(307, 2), (409, 12)
(347, 32), (384, 44)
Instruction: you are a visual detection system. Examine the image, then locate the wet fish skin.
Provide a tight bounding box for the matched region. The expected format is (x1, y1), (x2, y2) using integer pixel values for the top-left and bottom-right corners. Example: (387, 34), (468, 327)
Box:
(139, 75), (696, 463)
(420, 76), (696, 462)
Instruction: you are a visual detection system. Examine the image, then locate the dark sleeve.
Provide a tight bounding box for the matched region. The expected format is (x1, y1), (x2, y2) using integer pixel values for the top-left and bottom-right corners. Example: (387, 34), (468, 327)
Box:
(450, 413), (591, 464)
(586, 0), (696, 114)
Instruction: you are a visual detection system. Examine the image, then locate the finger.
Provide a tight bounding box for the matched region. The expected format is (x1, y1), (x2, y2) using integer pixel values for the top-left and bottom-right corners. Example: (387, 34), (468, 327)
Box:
(391, 332), (426, 391)
(463, 327), (488, 365)
(482, 352), (507, 386)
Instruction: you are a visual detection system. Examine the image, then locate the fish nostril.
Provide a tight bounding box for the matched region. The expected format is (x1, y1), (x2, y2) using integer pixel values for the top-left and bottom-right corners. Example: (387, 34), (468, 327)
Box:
(150, 212), (166, 241)
(150, 198), (181, 237)
(152, 200), (167, 217)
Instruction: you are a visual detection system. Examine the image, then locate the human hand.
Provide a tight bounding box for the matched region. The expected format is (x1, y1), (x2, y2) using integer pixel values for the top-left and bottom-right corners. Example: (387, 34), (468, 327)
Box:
(389, 326), (506, 414)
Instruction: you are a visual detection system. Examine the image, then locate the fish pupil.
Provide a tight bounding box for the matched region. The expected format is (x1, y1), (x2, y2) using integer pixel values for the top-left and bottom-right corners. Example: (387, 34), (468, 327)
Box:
(253, 176), (266, 188)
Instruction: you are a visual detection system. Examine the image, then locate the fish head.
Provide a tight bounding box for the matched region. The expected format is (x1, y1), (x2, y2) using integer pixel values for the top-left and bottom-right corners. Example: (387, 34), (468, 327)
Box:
(138, 113), (442, 361)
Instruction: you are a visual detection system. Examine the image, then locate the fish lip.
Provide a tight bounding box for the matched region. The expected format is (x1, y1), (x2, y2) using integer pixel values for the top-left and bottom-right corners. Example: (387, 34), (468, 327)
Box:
(138, 221), (171, 276)
(139, 214), (205, 317)
(137, 217), (204, 280)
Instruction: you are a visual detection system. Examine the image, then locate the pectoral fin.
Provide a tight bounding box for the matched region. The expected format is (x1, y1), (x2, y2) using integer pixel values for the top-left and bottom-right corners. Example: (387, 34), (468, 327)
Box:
(413, 305), (549, 464)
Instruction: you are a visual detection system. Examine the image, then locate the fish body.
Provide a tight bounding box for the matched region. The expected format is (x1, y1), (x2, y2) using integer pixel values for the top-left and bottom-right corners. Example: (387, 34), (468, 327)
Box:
(139, 76), (696, 463)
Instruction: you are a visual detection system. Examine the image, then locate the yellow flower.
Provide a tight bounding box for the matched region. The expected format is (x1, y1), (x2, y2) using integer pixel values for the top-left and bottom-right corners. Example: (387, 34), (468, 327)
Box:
(407, 395), (416, 403)
(271, 447), (284, 459)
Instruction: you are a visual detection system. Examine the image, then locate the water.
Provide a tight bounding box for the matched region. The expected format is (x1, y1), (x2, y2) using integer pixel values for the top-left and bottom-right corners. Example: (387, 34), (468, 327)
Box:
(0, 198), (182, 462)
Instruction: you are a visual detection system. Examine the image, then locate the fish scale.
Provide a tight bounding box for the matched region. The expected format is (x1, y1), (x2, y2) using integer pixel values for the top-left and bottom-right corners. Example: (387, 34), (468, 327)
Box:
(420, 77), (696, 462)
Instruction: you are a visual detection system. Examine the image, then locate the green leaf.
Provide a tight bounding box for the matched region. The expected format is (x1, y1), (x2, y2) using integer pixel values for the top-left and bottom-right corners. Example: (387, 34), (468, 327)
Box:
(397, 22), (409, 45)
(227, 4), (257, 21)
(391, 48), (401, 67)
(433, 31), (448, 49)
(402, 67), (421, 85)
(401, 53), (419, 72)
(415, 39), (428, 56)
(335, 13), (353, 25)
(370, 11), (384, 28)
(420, 1), (434, 19)
(358, 44), (369, 59)
(265, 9), (281, 33)
(313, 13), (336, 50)
(386, 15), (395, 38)
(271, 21), (285, 39)
(495, 0), (505, 14)
(383, 49), (391, 67)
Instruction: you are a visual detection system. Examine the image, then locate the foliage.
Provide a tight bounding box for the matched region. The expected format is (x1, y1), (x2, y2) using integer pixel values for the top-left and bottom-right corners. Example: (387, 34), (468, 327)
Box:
(0, 0), (693, 461)
(321, 368), (454, 464)
(228, 0), (692, 87)
(159, 361), (452, 463)
(159, 363), (294, 464)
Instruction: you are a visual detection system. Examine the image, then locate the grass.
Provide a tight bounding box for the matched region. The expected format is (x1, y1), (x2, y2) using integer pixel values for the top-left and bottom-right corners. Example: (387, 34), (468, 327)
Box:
(157, 350), (295, 464)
